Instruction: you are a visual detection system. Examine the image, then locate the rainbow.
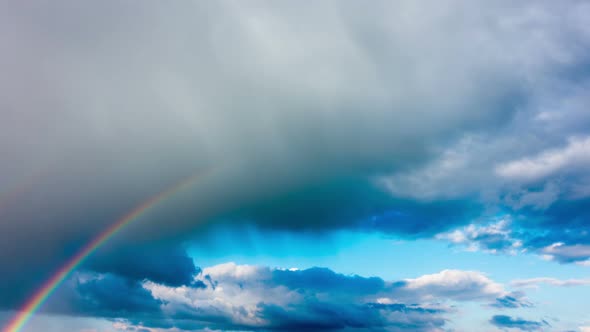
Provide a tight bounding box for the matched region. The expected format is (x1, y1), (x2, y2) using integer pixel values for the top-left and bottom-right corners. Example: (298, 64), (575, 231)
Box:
(3, 171), (207, 332)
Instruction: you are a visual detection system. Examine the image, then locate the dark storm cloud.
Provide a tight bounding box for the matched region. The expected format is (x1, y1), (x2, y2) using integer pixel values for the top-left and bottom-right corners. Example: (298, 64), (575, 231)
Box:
(2, 0), (590, 312)
(214, 176), (482, 238)
(75, 274), (163, 315)
(84, 245), (199, 287)
(490, 315), (549, 331)
(0, 242), (199, 310)
(270, 267), (385, 295)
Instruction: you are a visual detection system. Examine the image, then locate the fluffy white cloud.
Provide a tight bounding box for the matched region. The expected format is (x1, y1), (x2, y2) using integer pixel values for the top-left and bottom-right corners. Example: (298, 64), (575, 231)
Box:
(403, 269), (505, 301)
(146, 263), (302, 328)
(140, 263), (523, 331)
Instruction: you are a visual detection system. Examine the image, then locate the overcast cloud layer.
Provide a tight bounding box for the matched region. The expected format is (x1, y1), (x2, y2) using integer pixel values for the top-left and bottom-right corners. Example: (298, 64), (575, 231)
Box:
(1, 1), (590, 330)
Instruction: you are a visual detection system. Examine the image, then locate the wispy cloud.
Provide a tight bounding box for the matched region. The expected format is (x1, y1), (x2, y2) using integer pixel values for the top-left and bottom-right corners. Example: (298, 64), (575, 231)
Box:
(496, 137), (590, 182)
(511, 277), (590, 288)
(490, 315), (550, 331)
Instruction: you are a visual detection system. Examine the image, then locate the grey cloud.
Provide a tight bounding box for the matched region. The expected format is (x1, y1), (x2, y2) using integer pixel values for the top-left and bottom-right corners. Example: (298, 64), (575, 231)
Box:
(377, 64), (590, 264)
(82, 244), (199, 287)
(491, 292), (533, 309)
(490, 315), (549, 331)
(375, 14), (590, 260)
(74, 274), (164, 316)
(2, 0), (590, 308)
(540, 243), (590, 264)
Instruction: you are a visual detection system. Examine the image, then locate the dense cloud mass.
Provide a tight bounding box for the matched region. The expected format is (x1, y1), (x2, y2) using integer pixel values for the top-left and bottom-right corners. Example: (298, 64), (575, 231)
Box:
(1, 0), (590, 326)
(42, 263), (530, 331)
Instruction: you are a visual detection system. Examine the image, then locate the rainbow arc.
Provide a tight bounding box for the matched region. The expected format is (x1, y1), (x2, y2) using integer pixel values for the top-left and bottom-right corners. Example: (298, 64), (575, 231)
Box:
(3, 171), (208, 332)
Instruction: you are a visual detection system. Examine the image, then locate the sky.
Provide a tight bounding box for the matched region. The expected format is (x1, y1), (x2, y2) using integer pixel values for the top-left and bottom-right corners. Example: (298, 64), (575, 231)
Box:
(1, 1), (590, 331)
